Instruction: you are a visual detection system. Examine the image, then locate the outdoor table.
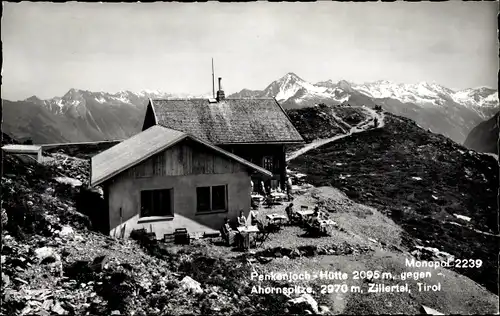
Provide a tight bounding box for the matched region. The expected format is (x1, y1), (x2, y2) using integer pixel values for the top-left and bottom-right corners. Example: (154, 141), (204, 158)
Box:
(266, 214), (287, 228)
(237, 225), (260, 234)
(318, 219), (337, 234)
(266, 213), (287, 220)
(295, 209), (314, 219)
(236, 225), (260, 249)
(251, 194), (264, 202)
(319, 219), (337, 227)
(270, 192), (287, 202)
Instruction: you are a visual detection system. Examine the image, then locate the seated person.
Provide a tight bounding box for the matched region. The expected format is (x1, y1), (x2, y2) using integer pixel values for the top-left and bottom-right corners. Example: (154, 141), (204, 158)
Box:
(237, 210), (247, 227)
(251, 199), (259, 209)
(315, 206), (330, 221)
(222, 217), (232, 234)
(248, 209), (261, 226)
(221, 217), (236, 245)
(309, 209), (321, 227)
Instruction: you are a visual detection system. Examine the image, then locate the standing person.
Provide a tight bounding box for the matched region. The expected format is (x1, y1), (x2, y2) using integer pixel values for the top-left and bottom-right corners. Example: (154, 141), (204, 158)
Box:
(265, 181), (271, 196)
(285, 203), (294, 220)
(286, 177), (293, 201)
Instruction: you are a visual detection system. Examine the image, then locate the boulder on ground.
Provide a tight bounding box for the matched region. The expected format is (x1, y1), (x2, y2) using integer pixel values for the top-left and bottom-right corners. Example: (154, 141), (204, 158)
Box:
(35, 247), (61, 264)
(319, 305), (330, 314)
(287, 293), (319, 314)
(180, 276), (203, 294)
(51, 301), (67, 315)
(421, 305), (444, 315)
(59, 226), (74, 237)
(90, 255), (109, 272)
(54, 177), (82, 188)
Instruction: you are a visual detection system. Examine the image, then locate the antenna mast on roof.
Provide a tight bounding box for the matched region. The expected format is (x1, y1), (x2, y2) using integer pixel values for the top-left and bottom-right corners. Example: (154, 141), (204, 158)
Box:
(212, 58), (215, 98)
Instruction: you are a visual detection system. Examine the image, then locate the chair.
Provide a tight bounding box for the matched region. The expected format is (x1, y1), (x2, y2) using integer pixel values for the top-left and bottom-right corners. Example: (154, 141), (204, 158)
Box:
(266, 221), (281, 233)
(263, 196), (274, 208)
(255, 222), (271, 247)
(174, 228), (190, 245)
(220, 227), (236, 246)
(235, 231), (252, 251)
(163, 233), (175, 244)
(304, 221), (327, 237)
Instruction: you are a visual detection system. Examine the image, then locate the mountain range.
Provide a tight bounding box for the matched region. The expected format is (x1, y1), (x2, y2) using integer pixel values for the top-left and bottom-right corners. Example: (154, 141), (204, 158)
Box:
(230, 73), (498, 144)
(3, 90), (186, 144)
(2, 73), (498, 147)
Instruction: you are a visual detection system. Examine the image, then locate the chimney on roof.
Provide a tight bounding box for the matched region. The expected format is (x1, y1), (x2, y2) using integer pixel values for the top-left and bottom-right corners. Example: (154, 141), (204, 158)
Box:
(216, 77), (225, 101)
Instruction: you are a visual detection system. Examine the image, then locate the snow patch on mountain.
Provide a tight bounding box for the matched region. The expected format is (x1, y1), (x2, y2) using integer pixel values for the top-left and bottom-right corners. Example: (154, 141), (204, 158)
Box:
(247, 74), (498, 119)
(349, 81), (447, 106)
(95, 97), (106, 104)
(452, 89), (498, 108)
(111, 95), (131, 104)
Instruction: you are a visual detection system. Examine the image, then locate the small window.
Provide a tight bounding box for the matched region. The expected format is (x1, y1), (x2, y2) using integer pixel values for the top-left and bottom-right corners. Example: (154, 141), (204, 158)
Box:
(263, 156), (273, 171)
(212, 185), (227, 210)
(140, 189), (173, 218)
(197, 185), (227, 213)
(196, 187), (211, 212)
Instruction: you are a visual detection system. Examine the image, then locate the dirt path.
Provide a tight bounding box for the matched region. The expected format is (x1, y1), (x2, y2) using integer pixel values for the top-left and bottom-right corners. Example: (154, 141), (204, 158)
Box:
(286, 106), (385, 162)
(448, 221), (500, 238)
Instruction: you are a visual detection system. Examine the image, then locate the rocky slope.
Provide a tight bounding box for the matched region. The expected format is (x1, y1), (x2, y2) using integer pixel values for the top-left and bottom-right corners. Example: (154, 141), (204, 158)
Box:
(464, 111), (499, 154)
(288, 109), (499, 295)
(286, 104), (371, 143)
(1, 153), (296, 316)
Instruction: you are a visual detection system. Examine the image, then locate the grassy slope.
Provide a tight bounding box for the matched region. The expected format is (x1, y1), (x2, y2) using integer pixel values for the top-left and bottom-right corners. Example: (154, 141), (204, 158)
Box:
(289, 112), (499, 295)
(286, 105), (369, 154)
(287, 105), (367, 143)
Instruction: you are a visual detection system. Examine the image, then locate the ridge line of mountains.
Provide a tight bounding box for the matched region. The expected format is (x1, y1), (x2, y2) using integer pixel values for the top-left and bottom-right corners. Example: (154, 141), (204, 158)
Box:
(2, 72), (498, 153)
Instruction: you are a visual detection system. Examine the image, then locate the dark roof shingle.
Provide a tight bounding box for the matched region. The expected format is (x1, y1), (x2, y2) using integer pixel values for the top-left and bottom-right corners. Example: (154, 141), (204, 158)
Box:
(91, 125), (272, 187)
(150, 98), (304, 144)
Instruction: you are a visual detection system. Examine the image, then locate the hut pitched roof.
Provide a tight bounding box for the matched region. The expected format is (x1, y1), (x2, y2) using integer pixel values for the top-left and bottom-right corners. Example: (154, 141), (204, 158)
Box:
(147, 98), (304, 144)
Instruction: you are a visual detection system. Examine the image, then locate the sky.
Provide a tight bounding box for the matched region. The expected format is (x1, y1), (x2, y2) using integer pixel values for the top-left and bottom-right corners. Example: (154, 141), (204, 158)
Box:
(2, 2), (498, 100)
